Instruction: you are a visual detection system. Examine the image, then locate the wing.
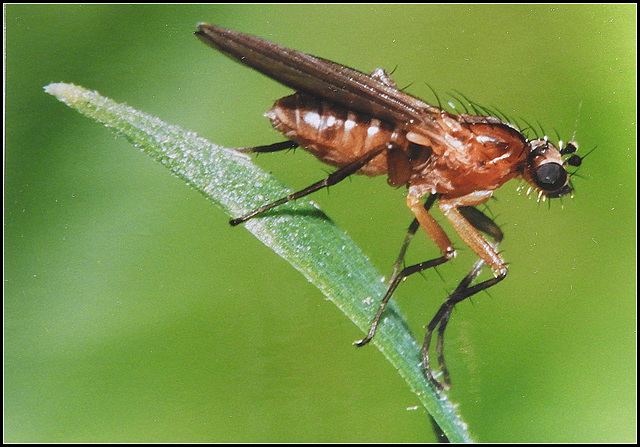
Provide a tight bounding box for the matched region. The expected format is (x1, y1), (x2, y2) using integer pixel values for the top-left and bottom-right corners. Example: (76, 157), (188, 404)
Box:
(195, 23), (442, 129)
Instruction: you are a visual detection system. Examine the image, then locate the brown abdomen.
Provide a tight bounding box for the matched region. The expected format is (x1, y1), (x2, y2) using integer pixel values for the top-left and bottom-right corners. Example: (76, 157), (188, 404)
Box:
(266, 93), (401, 176)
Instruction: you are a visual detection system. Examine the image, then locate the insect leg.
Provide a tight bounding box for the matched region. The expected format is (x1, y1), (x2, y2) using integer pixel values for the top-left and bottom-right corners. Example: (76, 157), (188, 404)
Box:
(438, 192), (507, 275)
(355, 194), (440, 347)
(384, 202), (501, 283)
(422, 257), (504, 390)
(423, 200), (506, 390)
(355, 248), (450, 347)
(389, 194), (439, 281)
(235, 140), (299, 153)
(385, 197), (502, 291)
(356, 191), (458, 347)
(230, 145), (388, 226)
(436, 207), (503, 384)
(407, 190), (457, 260)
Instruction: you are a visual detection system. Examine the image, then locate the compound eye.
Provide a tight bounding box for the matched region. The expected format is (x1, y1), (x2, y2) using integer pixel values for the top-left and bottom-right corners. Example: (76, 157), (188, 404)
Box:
(533, 162), (567, 191)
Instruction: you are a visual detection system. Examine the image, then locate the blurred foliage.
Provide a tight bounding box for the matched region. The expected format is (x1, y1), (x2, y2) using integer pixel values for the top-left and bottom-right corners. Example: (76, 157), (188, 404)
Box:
(5, 4), (636, 443)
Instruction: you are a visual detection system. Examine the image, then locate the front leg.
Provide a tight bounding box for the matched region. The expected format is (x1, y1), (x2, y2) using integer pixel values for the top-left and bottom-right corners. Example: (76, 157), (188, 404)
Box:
(438, 191), (507, 276)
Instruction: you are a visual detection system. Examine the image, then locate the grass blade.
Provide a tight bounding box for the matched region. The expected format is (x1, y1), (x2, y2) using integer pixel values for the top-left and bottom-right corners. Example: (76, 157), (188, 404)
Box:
(45, 82), (472, 443)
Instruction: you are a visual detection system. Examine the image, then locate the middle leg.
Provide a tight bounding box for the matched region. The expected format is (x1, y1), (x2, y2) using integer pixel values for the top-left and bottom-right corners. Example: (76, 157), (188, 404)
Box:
(355, 193), (453, 347)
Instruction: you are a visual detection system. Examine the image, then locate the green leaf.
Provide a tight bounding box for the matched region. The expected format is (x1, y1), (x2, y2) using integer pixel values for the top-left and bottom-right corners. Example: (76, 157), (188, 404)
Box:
(44, 82), (472, 443)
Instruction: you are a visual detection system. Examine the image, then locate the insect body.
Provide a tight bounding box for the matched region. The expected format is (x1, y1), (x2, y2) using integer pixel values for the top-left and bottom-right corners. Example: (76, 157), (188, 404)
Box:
(195, 23), (581, 390)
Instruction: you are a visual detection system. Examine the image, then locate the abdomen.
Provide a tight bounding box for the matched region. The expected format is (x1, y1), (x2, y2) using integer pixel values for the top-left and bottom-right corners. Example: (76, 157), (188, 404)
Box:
(266, 93), (401, 176)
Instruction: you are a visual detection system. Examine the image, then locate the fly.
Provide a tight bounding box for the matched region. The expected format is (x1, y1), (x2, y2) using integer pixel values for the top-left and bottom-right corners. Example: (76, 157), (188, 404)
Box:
(195, 23), (582, 391)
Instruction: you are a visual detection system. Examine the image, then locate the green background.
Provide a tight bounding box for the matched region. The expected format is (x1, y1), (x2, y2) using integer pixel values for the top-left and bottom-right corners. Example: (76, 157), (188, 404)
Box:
(5, 4), (636, 443)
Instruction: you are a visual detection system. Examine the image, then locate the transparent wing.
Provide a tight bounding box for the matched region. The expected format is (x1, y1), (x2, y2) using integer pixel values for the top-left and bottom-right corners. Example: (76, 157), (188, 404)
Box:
(195, 24), (443, 131)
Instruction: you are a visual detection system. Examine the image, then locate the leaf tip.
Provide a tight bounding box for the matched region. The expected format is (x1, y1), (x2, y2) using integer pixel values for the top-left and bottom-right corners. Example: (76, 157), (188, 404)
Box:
(44, 82), (74, 97)
(44, 83), (93, 109)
